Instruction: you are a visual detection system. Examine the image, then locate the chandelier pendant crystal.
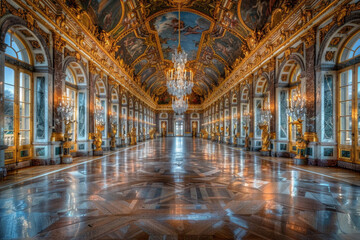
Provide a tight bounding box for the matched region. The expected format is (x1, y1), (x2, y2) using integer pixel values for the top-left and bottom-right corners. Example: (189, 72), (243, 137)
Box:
(166, 3), (194, 114)
(172, 96), (189, 115)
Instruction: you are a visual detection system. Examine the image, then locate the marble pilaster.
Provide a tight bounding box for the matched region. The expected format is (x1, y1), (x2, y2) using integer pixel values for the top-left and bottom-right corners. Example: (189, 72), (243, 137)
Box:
(0, 43), (6, 175)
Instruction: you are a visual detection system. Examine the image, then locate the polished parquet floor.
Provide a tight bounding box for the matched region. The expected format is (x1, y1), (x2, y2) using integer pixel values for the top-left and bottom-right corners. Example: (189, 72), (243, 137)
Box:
(1, 138), (360, 239)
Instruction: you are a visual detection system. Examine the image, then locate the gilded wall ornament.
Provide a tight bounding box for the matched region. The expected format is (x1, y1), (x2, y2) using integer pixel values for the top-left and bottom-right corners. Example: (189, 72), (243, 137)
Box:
(325, 51), (335, 62)
(30, 40), (41, 49)
(35, 53), (45, 63)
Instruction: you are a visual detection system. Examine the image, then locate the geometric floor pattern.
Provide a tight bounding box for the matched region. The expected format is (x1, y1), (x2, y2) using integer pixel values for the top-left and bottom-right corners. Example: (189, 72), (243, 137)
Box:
(1, 138), (360, 239)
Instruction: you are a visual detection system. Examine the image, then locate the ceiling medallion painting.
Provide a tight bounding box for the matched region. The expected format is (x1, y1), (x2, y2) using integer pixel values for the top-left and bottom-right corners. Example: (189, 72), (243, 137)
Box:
(238, 0), (285, 30)
(150, 11), (211, 61)
(115, 31), (147, 66)
(77, 0), (124, 32)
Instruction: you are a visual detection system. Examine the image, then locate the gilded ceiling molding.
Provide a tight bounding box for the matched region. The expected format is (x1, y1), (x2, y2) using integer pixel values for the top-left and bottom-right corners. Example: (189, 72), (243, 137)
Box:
(202, 0), (352, 109)
(8, 0), (156, 108)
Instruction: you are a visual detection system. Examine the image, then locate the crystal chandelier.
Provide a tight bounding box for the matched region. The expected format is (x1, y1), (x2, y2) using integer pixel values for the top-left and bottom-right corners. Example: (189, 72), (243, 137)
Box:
(172, 96), (188, 114)
(166, 3), (194, 99)
(286, 88), (306, 121)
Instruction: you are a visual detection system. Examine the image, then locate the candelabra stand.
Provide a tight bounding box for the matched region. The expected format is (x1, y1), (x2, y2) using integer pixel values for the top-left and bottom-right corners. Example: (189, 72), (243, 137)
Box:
(258, 106), (272, 155)
(57, 95), (75, 164)
(287, 88), (307, 164)
(109, 113), (117, 151)
(93, 101), (105, 156)
(243, 112), (251, 150)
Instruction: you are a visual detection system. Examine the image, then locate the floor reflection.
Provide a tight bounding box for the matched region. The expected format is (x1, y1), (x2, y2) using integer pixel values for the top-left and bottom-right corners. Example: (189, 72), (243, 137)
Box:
(1, 137), (360, 239)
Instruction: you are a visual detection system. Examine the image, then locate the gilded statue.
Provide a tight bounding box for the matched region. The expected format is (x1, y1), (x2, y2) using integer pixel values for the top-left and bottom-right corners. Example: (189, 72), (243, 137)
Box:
(92, 123), (105, 152)
(243, 124), (250, 150)
(201, 129), (208, 139)
(149, 127), (156, 139)
(258, 123), (270, 152)
(292, 119), (306, 159)
(161, 122), (166, 137)
(130, 127), (137, 145)
(109, 122), (117, 150)
(211, 128), (215, 141)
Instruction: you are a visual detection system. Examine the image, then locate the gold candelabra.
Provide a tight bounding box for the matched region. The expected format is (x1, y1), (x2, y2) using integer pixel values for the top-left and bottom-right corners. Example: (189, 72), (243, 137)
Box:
(93, 100), (105, 154)
(57, 94), (75, 163)
(287, 88), (307, 159)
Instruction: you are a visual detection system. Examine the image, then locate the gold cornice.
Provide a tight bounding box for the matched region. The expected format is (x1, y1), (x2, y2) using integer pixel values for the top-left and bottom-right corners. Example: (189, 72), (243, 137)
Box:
(203, 0), (350, 109)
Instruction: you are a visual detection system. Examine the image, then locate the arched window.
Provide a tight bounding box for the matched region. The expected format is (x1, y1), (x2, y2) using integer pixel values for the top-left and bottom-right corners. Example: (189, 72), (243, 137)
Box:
(337, 32), (360, 162)
(4, 31), (33, 165)
(65, 62), (87, 150)
(4, 32), (30, 63)
(340, 31), (360, 62)
(95, 78), (107, 138)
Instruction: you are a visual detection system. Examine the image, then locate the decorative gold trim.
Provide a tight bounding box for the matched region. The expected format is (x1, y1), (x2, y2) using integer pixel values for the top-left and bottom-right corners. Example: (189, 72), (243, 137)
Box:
(303, 132), (318, 142)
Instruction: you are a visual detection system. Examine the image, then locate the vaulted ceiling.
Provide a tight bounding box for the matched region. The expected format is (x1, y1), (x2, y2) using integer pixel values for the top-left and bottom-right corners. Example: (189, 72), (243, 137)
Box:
(70, 0), (287, 104)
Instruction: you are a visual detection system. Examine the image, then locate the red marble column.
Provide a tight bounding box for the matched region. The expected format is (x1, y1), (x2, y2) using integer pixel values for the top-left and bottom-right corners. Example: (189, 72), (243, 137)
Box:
(52, 34), (65, 134)
(88, 70), (96, 134)
(303, 40), (316, 133)
(268, 59), (277, 136)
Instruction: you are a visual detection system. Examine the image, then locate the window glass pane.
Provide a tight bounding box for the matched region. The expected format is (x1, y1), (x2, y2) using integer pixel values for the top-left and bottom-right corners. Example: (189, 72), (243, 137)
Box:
(4, 101), (14, 116)
(340, 70), (352, 87)
(5, 47), (17, 58)
(11, 36), (20, 52)
(5, 67), (15, 85)
(20, 73), (30, 88)
(4, 116), (14, 131)
(4, 115), (14, 146)
(19, 131), (30, 145)
(340, 131), (350, 145)
(4, 33), (10, 45)
(4, 84), (14, 100)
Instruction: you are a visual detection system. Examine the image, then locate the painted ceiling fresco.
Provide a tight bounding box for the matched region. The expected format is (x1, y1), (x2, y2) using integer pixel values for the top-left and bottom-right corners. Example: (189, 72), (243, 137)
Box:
(150, 12), (211, 60)
(70, 0), (290, 104)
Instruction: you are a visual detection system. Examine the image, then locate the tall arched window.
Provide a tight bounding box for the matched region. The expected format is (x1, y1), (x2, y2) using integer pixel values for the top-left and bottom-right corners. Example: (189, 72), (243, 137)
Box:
(95, 78), (107, 138)
(4, 31), (32, 164)
(111, 88), (119, 138)
(338, 31), (360, 162)
(65, 62), (87, 153)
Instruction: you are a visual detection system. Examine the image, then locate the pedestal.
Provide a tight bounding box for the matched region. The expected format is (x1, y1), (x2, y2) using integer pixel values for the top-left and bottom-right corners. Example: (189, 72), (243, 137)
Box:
(293, 157), (308, 165)
(61, 155), (73, 164)
(94, 150), (103, 156)
(110, 147), (116, 151)
(260, 150), (271, 156)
